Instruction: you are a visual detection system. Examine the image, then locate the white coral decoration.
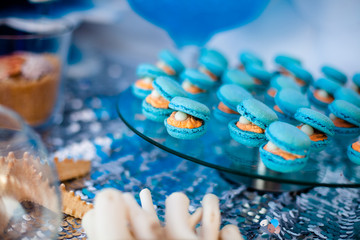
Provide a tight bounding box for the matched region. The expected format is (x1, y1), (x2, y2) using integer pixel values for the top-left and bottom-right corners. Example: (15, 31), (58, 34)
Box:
(82, 188), (244, 240)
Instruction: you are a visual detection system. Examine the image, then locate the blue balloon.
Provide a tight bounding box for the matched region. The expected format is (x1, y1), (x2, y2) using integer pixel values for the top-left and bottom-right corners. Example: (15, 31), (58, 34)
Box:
(128, 0), (270, 47)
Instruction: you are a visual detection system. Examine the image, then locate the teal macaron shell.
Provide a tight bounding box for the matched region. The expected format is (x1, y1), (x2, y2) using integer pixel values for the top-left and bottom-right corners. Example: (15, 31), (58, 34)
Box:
(321, 65), (347, 84)
(228, 120), (267, 147)
(334, 87), (360, 107)
(142, 100), (173, 122)
(286, 64), (313, 85)
(217, 84), (252, 111)
(237, 98), (278, 129)
(158, 50), (185, 74)
(270, 75), (301, 92)
(328, 100), (360, 127)
(153, 76), (187, 101)
(200, 48), (228, 68)
(245, 64), (272, 84)
(239, 51), (263, 67)
(164, 120), (207, 140)
(313, 78), (342, 95)
(275, 89), (310, 116)
(353, 73), (360, 87)
(198, 55), (225, 77)
(222, 69), (255, 91)
(169, 97), (210, 121)
(181, 69), (215, 90)
(274, 54), (301, 67)
(136, 63), (167, 78)
(348, 143), (360, 165)
(265, 121), (311, 155)
(294, 108), (335, 136)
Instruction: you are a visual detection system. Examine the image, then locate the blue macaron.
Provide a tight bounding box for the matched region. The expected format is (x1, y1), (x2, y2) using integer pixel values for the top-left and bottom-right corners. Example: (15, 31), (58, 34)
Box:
(274, 54), (301, 68)
(200, 48), (228, 68)
(328, 100), (360, 136)
(274, 89), (310, 120)
(180, 69), (215, 100)
(157, 50), (185, 76)
(353, 73), (360, 89)
(347, 141), (360, 165)
(239, 51), (263, 68)
(214, 84), (252, 123)
(266, 75), (300, 101)
(286, 64), (313, 90)
(142, 76), (188, 122)
(294, 108), (335, 152)
(132, 64), (167, 99)
(198, 55), (225, 80)
(308, 78), (342, 108)
(165, 97), (210, 139)
(260, 121), (311, 173)
(245, 64), (272, 86)
(222, 69), (256, 91)
(228, 98), (278, 147)
(321, 65), (347, 85)
(334, 87), (360, 107)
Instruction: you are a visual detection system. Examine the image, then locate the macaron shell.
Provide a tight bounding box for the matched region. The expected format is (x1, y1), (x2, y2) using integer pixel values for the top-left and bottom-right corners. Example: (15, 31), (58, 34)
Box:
(308, 90), (330, 108)
(353, 73), (360, 87)
(275, 89), (310, 117)
(222, 69), (255, 91)
(314, 78), (342, 95)
(153, 76), (188, 101)
(245, 64), (272, 84)
(347, 144), (360, 165)
(200, 48), (228, 68)
(169, 97), (210, 121)
(213, 108), (239, 123)
(333, 126), (360, 137)
(199, 56), (225, 76)
(142, 100), (173, 122)
(181, 69), (215, 90)
(310, 138), (331, 152)
(321, 65), (347, 84)
(328, 100), (360, 127)
(260, 145), (308, 173)
(136, 64), (166, 78)
(217, 84), (252, 111)
(334, 87), (360, 107)
(265, 121), (311, 155)
(286, 64), (313, 85)
(270, 75), (300, 92)
(274, 55), (301, 67)
(158, 50), (185, 74)
(237, 98), (278, 129)
(164, 119), (207, 139)
(132, 85), (152, 99)
(294, 108), (335, 136)
(228, 120), (267, 147)
(239, 51), (263, 67)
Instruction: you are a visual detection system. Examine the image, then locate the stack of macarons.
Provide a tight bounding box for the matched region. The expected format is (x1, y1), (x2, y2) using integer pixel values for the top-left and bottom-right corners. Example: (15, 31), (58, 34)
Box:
(222, 69), (255, 91)
(238, 51), (263, 70)
(198, 48), (227, 81)
(328, 100), (360, 137)
(265, 75), (300, 102)
(156, 50), (185, 77)
(308, 77), (341, 108)
(321, 65), (347, 85)
(180, 69), (215, 100)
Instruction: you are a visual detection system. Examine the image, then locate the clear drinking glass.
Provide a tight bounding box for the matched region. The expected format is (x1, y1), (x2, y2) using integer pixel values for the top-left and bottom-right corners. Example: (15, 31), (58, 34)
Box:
(0, 105), (61, 239)
(0, 18), (74, 129)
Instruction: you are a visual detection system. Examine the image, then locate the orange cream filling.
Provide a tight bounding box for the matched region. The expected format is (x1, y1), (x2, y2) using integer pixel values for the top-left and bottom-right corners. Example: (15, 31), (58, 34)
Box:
(314, 90), (334, 103)
(254, 78), (262, 85)
(200, 67), (217, 81)
(267, 88), (277, 97)
(167, 112), (202, 129)
(218, 102), (238, 114)
(236, 121), (265, 134)
(352, 141), (360, 152)
(264, 143), (304, 160)
(294, 77), (306, 87)
(332, 117), (357, 128)
(159, 64), (175, 76)
(279, 67), (291, 76)
(273, 105), (283, 114)
(296, 125), (328, 141)
(145, 94), (169, 109)
(135, 79), (153, 90)
(184, 85), (205, 94)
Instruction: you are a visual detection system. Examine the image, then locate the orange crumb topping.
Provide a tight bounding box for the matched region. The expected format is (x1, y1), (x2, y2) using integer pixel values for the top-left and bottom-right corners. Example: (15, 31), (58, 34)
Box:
(267, 88), (277, 97)
(314, 90), (334, 103)
(274, 105), (283, 114)
(135, 79), (153, 90)
(145, 94), (169, 109)
(332, 117), (357, 128)
(200, 67), (217, 81)
(264, 143), (304, 160)
(184, 85), (205, 94)
(236, 121), (265, 134)
(296, 125), (328, 141)
(352, 141), (360, 152)
(167, 112), (202, 129)
(218, 102), (238, 114)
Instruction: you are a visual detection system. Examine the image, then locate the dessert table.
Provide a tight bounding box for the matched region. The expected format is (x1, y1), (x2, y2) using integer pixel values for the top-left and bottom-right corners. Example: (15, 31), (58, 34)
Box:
(34, 51), (360, 239)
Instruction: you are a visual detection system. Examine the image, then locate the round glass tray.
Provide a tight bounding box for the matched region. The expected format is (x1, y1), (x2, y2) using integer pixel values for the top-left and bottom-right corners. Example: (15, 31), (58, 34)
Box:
(117, 87), (360, 188)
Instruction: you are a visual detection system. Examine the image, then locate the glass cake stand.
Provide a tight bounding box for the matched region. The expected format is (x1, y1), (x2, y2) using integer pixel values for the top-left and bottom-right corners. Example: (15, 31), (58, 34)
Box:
(117, 87), (360, 191)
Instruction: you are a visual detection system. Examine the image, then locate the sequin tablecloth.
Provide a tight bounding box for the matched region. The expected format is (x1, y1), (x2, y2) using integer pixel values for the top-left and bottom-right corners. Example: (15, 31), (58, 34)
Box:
(38, 54), (360, 240)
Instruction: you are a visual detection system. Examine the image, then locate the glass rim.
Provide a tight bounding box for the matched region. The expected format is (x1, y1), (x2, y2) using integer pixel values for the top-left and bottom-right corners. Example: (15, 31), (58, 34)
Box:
(0, 18), (76, 40)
